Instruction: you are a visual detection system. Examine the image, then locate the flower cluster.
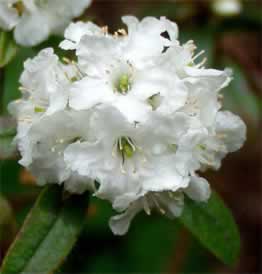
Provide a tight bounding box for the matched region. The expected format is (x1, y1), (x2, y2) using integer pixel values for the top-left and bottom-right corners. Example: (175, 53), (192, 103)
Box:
(0, 0), (92, 46)
(9, 16), (246, 235)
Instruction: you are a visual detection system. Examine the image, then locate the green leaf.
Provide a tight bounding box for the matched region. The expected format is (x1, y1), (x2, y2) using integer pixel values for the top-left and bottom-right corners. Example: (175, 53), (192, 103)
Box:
(0, 185), (89, 274)
(179, 192), (241, 266)
(0, 195), (17, 249)
(0, 31), (18, 68)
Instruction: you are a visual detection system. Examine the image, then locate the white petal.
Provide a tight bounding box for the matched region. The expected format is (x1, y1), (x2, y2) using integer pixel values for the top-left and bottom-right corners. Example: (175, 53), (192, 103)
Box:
(142, 160), (189, 193)
(60, 21), (102, 50)
(109, 201), (143, 235)
(184, 67), (232, 92)
(14, 12), (50, 46)
(185, 175), (211, 202)
(121, 15), (139, 35)
(112, 192), (141, 211)
(43, 0), (92, 35)
(215, 111), (246, 152)
(114, 95), (151, 123)
(77, 35), (119, 76)
(157, 192), (184, 218)
(0, 2), (19, 30)
(160, 16), (179, 41)
(64, 173), (95, 194)
(122, 16), (167, 66)
(69, 77), (112, 110)
(64, 141), (103, 178)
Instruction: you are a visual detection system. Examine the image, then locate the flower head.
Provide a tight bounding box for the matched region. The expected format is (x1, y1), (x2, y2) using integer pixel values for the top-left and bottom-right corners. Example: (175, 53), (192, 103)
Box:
(0, 0), (92, 46)
(9, 16), (246, 235)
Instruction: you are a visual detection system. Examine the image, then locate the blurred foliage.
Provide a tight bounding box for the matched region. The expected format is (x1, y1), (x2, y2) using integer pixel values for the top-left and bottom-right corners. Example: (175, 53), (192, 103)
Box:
(0, 31), (18, 69)
(0, 0), (261, 273)
(0, 116), (17, 159)
(1, 47), (36, 114)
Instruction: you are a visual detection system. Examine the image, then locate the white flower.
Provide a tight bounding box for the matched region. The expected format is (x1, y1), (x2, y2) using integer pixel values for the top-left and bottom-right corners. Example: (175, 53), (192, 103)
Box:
(64, 105), (190, 202)
(13, 108), (95, 193)
(65, 105), (194, 235)
(60, 17), (187, 123)
(109, 191), (185, 235)
(176, 110), (246, 172)
(8, 48), (78, 167)
(9, 48), (77, 117)
(212, 0), (242, 17)
(0, 0), (92, 46)
(9, 15), (247, 235)
(0, 0), (19, 30)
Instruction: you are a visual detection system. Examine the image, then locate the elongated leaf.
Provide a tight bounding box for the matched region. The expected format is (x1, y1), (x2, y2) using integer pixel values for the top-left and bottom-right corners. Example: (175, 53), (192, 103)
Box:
(0, 32), (18, 68)
(179, 192), (240, 266)
(0, 185), (89, 274)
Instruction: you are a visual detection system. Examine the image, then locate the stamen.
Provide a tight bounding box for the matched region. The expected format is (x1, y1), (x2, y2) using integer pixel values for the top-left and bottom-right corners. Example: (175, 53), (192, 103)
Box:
(126, 137), (136, 152)
(117, 29), (127, 36)
(72, 60), (85, 78)
(192, 50), (205, 62)
(18, 118), (32, 123)
(151, 195), (166, 215)
(119, 138), (123, 151)
(120, 161), (126, 174)
(19, 86), (32, 93)
(62, 57), (72, 64)
(62, 57), (84, 79)
(58, 139), (64, 144)
(217, 133), (226, 139)
(143, 198), (151, 215)
(195, 57), (207, 68)
(102, 26), (108, 34)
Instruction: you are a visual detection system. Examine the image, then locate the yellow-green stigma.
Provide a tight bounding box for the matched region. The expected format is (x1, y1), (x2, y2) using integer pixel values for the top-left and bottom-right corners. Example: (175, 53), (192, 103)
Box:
(13, 1), (25, 16)
(197, 144), (207, 151)
(117, 137), (136, 161)
(70, 76), (78, 83)
(34, 106), (45, 113)
(116, 74), (131, 94)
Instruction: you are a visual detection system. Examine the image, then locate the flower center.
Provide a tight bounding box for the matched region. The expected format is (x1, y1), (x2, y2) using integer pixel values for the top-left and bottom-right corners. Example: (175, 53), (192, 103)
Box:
(34, 106), (45, 113)
(117, 137), (136, 160)
(13, 1), (25, 16)
(116, 74), (131, 94)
